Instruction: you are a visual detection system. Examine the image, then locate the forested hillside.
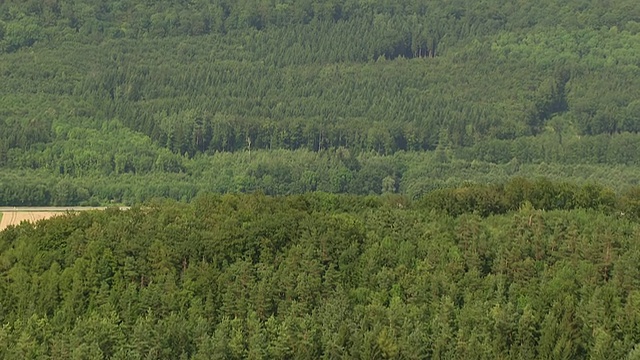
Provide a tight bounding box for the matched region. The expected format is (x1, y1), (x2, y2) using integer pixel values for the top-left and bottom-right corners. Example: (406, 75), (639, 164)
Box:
(4, 2), (640, 358)
(3, 191), (640, 358)
(1, 0), (640, 204)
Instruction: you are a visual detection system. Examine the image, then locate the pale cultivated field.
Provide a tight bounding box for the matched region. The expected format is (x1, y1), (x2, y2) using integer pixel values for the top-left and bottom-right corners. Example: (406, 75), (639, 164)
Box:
(0, 212), (65, 231)
(0, 207), (128, 231)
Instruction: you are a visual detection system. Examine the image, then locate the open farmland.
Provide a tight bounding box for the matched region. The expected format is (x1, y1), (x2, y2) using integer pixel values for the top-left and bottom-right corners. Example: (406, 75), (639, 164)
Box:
(0, 207), (124, 231)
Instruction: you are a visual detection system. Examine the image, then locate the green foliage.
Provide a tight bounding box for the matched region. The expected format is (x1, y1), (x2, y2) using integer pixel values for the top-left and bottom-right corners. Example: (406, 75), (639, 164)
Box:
(1, 190), (640, 358)
(0, 0), (639, 205)
(3, 0), (640, 357)
(418, 177), (626, 217)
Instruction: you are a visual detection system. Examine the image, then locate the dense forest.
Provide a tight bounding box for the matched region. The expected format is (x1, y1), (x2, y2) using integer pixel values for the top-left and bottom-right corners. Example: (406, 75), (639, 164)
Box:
(1, 0), (640, 204)
(3, 1), (640, 358)
(3, 190), (640, 358)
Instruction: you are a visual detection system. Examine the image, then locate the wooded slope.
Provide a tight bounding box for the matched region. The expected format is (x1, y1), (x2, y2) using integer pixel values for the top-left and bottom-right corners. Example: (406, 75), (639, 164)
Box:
(1, 0), (640, 205)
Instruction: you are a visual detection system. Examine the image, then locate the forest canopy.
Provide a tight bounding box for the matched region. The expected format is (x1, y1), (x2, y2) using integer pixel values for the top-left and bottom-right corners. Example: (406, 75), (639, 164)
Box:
(1, 0), (640, 204)
(2, 191), (640, 358)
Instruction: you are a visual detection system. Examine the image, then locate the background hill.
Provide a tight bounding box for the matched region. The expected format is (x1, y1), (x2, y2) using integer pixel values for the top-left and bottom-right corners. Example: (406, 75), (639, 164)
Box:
(1, 0), (640, 203)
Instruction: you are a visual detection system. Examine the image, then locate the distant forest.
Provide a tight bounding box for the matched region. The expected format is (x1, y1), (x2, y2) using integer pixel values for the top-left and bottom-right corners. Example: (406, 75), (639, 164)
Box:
(1, 0), (640, 204)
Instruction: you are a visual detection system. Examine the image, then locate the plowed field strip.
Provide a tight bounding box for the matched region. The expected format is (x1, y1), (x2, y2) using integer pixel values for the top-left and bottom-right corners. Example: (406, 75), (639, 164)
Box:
(0, 207), (128, 231)
(0, 212), (64, 231)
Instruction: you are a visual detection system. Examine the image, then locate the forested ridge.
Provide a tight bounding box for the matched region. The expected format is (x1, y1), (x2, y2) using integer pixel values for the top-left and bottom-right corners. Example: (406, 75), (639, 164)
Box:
(3, 191), (640, 358)
(1, 0), (640, 204)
